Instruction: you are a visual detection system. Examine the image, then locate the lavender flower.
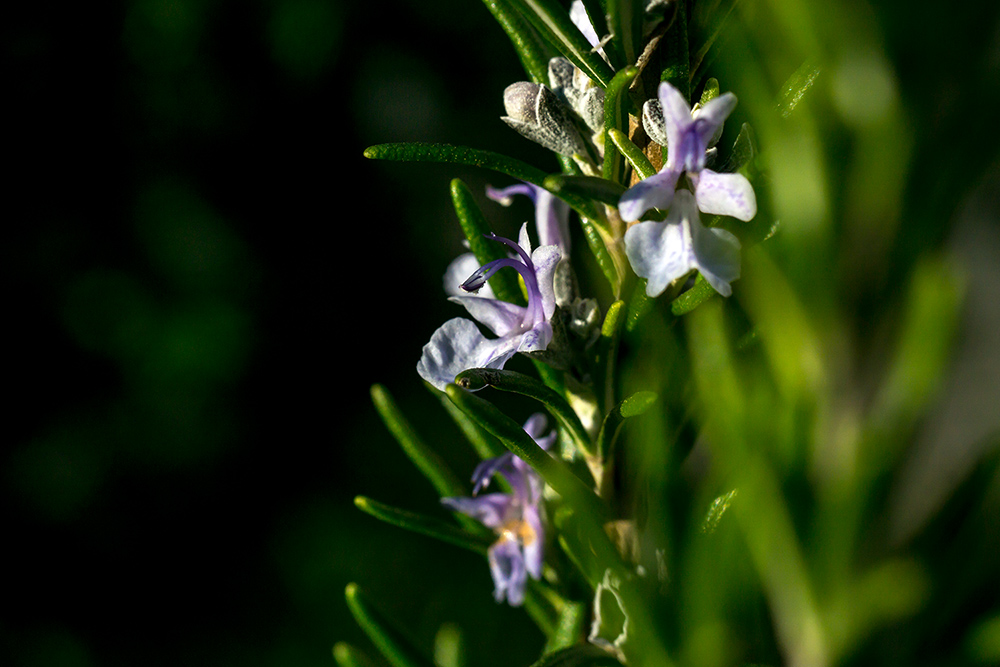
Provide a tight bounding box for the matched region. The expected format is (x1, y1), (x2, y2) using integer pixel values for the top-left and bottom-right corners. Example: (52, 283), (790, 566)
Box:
(486, 182), (571, 257)
(619, 81), (757, 223)
(441, 414), (555, 606)
(624, 189), (741, 297)
(417, 224), (560, 391)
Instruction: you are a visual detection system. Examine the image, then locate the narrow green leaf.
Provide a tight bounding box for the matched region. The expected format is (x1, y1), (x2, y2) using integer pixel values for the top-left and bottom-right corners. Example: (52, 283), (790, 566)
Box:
(333, 642), (381, 667)
(776, 59), (821, 119)
(701, 488), (738, 534)
(455, 368), (593, 454)
(444, 384), (612, 523)
(543, 174), (626, 207)
(659, 0), (689, 100)
(450, 179), (525, 305)
(454, 368), (594, 458)
(481, 0), (554, 84)
(354, 496), (492, 555)
(509, 0), (616, 88)
(370, 384), (467, 499)
(606, 0), (642, 69)
(345, 584), (436, 667)
(432, 384), (507, 461)
(607, 128), (656, 181)
(579, 214), (623, 296)
(624, 279), (654, 333)
(670, 273), (717, 315)
(531, 639), (625, 666)
(364, 142), (548, 185)
(602, 66), (640, 185)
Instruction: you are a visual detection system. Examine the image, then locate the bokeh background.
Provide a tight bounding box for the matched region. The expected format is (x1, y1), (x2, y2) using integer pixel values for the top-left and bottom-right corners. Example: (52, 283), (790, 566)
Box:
(4, 1), (1000, 666)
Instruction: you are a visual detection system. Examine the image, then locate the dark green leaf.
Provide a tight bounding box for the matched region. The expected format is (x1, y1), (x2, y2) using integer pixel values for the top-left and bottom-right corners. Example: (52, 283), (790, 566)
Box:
(344, 583), (437, 667)
(579, 214), (624, 296)
(454, 368), (594, 458)
(364, 142), (548, 185)
(444, 384), (612, 523)
(450, 178), (525, 306)
(354, 496), (492, 554)
(480, 0), (554, 84)
(543, 174), (626, 207)
(333, 642), (381, 667)
(370, 384), (467, 499)
(605, 0), (642, 69)
(508, 0), (616, 88)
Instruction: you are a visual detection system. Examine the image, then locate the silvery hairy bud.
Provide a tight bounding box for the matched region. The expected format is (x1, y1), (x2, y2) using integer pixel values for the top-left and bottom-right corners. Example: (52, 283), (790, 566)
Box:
(547, 57), (605, 134)
(502, 81), (588, 157)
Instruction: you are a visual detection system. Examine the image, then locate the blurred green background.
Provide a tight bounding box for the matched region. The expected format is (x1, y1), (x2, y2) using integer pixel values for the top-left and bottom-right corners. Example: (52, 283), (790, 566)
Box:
(4, 1), (1000, 666)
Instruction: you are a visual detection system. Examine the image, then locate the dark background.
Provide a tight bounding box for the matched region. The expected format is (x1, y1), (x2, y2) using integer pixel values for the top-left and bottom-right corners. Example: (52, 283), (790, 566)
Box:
(4, 1), (1000, 666)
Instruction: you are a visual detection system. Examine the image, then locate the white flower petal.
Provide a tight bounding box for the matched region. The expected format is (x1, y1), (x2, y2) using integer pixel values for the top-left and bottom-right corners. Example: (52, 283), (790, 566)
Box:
(618, 168), (681, 222)
(693, 169), (757, 221)
(449, 295), (527, 337)
(417, 318), (520, 390)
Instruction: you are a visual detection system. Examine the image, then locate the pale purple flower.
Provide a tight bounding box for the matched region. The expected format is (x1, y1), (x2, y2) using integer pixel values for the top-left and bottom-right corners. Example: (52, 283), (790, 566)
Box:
(441, 413), (555, 606)
(619, 81), (756, 223)
(624, 189), (741, 297)
(417, 224), (560, 391)
(486, 182), (571, 257)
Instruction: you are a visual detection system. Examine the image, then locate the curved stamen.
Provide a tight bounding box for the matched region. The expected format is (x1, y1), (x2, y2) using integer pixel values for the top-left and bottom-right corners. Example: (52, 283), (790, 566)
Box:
(460, 234), (545, 330)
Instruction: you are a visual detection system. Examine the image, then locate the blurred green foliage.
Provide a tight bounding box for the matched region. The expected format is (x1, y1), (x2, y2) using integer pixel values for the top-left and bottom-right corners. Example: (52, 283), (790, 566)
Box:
(3, 0), (1000, 666)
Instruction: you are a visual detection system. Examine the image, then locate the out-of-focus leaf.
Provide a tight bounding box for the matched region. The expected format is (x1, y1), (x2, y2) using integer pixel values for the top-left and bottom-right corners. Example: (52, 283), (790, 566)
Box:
(344, 583), (436, 667)
(594, 300), (625, 413)
(701, 489), (738, 534)
(545, 600), (588, 654)
(776, 59), (821, 119)
(333, 642), (381, 667)
(433, 623), (465, 667)
(370, 384), (467, 500)
(595, 391), (657, 460)
(354, 496), (491, 554)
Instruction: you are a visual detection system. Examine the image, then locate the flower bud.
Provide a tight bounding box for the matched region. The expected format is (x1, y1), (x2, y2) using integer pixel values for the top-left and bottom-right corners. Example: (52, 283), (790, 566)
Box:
(502, 82), (587, 156)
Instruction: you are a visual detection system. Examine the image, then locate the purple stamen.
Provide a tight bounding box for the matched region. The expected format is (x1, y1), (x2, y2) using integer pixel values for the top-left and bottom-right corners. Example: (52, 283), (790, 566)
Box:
(460, 234), (545, 330)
